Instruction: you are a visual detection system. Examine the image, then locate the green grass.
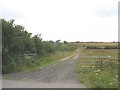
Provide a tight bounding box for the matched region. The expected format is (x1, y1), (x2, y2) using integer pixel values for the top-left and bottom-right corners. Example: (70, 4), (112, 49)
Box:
(11, 51), (75, 73)
(75, 49), (119, 88)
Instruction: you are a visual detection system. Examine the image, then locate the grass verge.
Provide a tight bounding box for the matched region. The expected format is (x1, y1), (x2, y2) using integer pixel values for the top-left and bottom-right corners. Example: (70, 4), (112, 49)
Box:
(75, 49), (119, 88)
(10, 51), (75, 73)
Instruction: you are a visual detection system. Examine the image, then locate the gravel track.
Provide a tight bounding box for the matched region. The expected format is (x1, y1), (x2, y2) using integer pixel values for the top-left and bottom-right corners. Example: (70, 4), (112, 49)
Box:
(2, 53), (86, 88)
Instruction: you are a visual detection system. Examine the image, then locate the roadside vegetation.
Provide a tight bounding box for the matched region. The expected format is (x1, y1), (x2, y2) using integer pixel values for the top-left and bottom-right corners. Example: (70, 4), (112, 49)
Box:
(2, 19), (77, 74)
(6, 51), (74, 73)
(75, 45), (119, 88)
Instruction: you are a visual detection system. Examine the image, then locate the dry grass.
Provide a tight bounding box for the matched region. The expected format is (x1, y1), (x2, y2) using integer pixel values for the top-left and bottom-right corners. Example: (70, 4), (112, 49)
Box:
(78, 42), (118, 47)
(81, 49), (118, 59)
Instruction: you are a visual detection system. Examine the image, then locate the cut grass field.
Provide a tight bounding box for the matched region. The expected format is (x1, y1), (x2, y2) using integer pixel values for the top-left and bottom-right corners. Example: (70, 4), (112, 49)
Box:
(78, 42), (118, 47)
(75, 48), (119, 88)
(13, 51), (75, 73)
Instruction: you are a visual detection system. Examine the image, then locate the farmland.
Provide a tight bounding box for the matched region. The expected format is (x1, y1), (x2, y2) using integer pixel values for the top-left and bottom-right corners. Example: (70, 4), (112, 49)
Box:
(75, 42), (119, 88)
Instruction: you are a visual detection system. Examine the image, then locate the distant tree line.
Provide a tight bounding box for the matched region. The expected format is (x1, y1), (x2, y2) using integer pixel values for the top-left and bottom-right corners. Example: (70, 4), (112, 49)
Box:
(2, 19), (77, 73)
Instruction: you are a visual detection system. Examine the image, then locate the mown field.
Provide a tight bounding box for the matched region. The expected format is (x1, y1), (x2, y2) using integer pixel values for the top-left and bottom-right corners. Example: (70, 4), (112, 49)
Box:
(77, 42), (118, 47)
(75, 42), (119, 88)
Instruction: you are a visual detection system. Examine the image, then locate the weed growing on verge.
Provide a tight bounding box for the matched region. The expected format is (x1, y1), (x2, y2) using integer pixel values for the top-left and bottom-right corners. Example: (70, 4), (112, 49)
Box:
(75, 49), (119, 88)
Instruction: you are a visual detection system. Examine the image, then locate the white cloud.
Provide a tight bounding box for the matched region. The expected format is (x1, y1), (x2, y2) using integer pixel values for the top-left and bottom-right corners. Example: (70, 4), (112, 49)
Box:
(1, 0), (119, 42)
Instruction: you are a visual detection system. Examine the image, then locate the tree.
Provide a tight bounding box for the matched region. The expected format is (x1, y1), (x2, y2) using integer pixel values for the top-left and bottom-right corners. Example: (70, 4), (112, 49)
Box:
(32, 34), (45, 56)
(2, 19), (77, 73)
(56, 40), (61, 43)
(63, 41), (68, 44)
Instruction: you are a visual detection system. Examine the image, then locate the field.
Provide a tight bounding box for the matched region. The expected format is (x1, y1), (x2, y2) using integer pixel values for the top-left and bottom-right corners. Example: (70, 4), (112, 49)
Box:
(77, 42), (118, 47)
(75, 42), (119, 88)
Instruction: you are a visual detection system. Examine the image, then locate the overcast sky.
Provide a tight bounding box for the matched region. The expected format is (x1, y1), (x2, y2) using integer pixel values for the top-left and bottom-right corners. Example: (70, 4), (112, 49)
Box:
(0, 0), (119, 42)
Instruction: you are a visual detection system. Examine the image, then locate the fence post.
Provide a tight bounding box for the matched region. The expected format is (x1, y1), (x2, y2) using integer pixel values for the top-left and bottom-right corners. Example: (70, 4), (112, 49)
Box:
(100, 58), (102, 69)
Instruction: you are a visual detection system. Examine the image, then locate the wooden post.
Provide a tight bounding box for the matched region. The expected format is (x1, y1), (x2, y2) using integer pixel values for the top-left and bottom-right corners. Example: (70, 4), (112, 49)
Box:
(100, 58), (102, 68)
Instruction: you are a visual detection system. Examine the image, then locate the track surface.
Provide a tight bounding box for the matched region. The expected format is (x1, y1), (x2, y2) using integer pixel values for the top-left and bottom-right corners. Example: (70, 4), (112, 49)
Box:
(2, 53), (86, 88)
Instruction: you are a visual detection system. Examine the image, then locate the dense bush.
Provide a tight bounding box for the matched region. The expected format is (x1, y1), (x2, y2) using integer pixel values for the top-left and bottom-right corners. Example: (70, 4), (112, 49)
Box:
(2, 19), (76, 73)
